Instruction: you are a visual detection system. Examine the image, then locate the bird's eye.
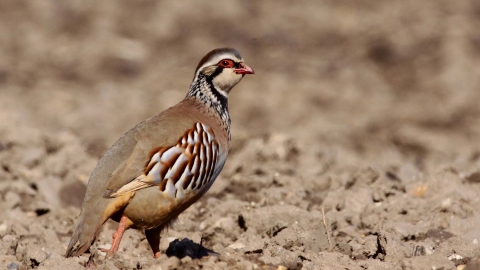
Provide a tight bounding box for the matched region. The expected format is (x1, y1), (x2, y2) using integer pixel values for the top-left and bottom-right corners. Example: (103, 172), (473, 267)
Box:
(218, 59), (234, 68)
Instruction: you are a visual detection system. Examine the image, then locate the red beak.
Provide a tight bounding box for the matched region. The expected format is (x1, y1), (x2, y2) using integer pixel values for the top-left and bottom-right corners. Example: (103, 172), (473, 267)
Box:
(234, 63), (255, 75)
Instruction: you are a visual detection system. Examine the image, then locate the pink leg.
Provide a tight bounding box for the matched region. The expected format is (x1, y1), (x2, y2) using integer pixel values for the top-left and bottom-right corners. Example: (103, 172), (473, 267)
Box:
(101, 216), (129, 258)
(145, 226), (163, 259)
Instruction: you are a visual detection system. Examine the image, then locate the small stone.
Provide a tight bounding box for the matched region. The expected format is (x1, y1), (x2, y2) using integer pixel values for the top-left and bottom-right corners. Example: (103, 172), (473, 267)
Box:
(227, 242), (245, 250)
(413, 239), (435, 256)
(414, 245), (426, 256)
(98, 244), (111, 256)
(277, 265), (288, 270)
(448, 254), (464, 261)
(0, 222), (8, 236)
(7, 263), (19, 270)
(411, 184), (428, 197)
(441, 198), (452, 209)
(465, 171), (480, 183)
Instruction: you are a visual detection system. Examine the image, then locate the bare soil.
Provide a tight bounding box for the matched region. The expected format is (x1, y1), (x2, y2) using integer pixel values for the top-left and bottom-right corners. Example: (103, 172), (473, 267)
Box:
(1, 1), (480, 269)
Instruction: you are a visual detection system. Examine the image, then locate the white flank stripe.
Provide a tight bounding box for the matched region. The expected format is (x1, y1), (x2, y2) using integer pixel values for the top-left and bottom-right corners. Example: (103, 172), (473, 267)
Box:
(161, 147), (181, 163)
(190, 155), (199, 175)
(147, 162), (163, 184)
(194, 130), (199, 143)
(165, 153), (188, 179)
(176, 164), (192, 189)
(197, 147), (206, 188)
(200, 144), (206, 162)
(206, 144), (212, 164)
(202, 132), (208, 146)
(213, 149), (218, 181)
(188, 155), (200, 190)
(187, 132), (194, 144)
(146, 152), (159, 168)
(175, 188), (185, 199)
(164, 179), (176, 198)
(152, 152), (160, 162)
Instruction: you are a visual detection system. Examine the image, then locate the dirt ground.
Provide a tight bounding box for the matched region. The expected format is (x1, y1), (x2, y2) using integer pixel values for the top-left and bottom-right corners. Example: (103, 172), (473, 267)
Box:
(1, 1), (480, 269)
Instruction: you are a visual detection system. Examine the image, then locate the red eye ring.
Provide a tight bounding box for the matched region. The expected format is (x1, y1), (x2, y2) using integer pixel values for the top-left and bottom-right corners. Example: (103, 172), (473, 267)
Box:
(218, 59), (234, 68)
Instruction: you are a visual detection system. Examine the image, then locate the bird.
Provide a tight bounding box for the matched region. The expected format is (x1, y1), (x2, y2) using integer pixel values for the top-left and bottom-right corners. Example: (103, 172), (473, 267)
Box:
(65, 48), (254, 259)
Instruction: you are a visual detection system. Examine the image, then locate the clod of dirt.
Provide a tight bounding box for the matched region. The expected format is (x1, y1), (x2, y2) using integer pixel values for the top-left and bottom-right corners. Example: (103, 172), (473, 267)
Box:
(350, 234), (381, 260)
(465, 171), (480, 183)
(165, 238), (217, 259)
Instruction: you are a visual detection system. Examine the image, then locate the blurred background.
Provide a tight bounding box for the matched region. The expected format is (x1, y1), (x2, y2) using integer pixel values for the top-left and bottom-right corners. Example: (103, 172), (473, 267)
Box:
(2, 0), (480, 268)
(1, 0), (479, 161)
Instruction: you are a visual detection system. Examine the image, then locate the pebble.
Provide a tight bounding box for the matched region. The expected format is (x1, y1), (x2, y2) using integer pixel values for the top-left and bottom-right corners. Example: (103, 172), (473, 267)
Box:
(0, 222), (8, 236)
(7, 263), (19, 270)
(98, 244), (111, 256)
(441, 198), (452, 209)
(448, 254), (464, 261)
(228, 242), (245, 250)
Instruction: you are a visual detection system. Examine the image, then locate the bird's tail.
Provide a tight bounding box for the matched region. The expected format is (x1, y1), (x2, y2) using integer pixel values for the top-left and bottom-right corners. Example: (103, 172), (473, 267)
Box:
(65, 192), (134, 257)
(65, 200), (105, 257)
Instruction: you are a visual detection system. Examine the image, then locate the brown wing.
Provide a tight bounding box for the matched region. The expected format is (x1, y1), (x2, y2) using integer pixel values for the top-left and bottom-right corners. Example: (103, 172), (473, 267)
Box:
(106, 123), (220, 199)
(103, 107), (197, 195)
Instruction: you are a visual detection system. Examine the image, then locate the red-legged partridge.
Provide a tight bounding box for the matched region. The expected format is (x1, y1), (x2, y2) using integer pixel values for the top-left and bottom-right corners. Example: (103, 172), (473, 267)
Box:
(65, 48), (254, 258)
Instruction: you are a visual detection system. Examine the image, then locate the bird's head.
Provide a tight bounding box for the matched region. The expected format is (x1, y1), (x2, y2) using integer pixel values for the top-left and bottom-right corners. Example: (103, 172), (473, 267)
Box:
(194, 48), (254, 95)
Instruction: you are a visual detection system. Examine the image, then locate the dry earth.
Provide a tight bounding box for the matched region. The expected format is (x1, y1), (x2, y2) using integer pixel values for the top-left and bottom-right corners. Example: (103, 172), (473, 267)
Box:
(1, 1), (480, 269)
